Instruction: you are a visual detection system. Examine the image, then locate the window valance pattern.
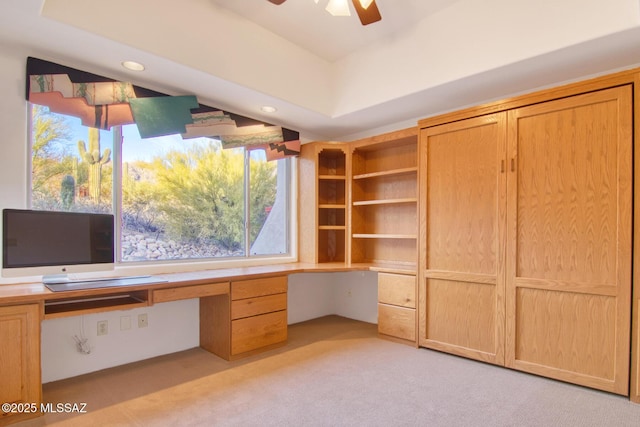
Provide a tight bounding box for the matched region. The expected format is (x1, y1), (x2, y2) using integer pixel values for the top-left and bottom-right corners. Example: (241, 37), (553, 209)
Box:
(26, 57), (300, 160)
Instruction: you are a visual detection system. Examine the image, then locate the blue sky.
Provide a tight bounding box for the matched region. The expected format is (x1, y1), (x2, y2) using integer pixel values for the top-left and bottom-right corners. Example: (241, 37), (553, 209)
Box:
(62, 112), (219, 163)
(52, 108), (267, 164)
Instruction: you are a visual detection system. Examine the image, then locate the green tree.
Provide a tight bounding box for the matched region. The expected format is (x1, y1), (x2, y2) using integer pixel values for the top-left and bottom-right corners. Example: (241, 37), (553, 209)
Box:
(122, 161), (163, 233)
(148, 141), (276, 251)
(31, 105), (75, 201)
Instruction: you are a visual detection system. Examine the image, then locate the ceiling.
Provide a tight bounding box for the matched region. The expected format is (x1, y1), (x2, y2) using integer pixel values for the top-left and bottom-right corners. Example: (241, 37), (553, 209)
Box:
(1, 0), (640, 141)
(209, 0), (460, 62)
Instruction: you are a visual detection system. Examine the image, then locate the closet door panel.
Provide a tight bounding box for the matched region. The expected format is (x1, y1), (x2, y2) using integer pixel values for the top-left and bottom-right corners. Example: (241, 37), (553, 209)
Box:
(426, 278), (496, 355)
(420, 113), (507, 365)
(505, 86), (632, 394)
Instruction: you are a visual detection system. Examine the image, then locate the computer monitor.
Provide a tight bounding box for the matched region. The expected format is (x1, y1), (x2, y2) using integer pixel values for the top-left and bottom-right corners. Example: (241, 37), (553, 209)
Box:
(2, 209), (115, 283)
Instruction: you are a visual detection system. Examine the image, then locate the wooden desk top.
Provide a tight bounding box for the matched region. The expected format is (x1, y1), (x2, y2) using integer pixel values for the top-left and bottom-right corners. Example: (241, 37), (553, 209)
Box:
(0, 262), (415, 306)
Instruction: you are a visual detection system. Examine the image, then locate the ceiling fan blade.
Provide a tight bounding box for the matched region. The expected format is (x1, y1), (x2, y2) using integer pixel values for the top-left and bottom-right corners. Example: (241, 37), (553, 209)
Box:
(267, 0), (287, 4)
(352, 0), (381, 25)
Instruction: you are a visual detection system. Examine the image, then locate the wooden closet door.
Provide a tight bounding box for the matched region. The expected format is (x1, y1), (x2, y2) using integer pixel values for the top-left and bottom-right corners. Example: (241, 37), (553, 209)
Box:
(505, 86), (632, 394)
(419, 113), (507, 364)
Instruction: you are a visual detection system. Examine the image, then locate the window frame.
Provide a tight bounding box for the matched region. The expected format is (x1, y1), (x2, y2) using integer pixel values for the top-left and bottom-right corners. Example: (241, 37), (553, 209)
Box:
(28, 103), (298, 275)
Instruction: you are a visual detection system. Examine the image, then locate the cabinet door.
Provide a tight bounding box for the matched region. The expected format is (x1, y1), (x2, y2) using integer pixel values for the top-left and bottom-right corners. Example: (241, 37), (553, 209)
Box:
(505, 86), (632, 395)
(231, 310), (287, 355)
(419, 113), (507, 365)
(0, 304), (41, 424)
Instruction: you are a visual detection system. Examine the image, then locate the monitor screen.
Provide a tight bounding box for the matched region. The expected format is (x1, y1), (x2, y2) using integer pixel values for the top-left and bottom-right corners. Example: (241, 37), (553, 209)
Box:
(2, 209), (114, 280)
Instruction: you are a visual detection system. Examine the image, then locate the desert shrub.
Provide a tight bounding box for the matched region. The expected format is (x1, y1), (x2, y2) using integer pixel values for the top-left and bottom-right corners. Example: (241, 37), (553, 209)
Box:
(146, 141), (276, 250)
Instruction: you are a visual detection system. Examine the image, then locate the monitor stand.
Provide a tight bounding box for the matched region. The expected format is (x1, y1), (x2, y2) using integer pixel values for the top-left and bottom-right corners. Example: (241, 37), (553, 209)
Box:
(42, 274), (73, 285)
(43, 275), (164, 292)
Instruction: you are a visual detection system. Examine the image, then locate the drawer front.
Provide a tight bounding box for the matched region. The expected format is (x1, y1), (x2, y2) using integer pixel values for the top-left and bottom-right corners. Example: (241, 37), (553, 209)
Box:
(378, 273), (416, 308)
(231, 276), (287, 300)
(231, 310), (287, 355)
(378, 303), (415, 341)
(231, 293), (287, 320)
(153, 282), (229, 303)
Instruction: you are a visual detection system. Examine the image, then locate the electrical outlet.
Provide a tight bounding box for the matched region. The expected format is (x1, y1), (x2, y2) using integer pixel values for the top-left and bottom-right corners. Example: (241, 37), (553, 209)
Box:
(120, 316), (131, 331)
(97, 320), (108, 336)
(138, 313), (148, 328)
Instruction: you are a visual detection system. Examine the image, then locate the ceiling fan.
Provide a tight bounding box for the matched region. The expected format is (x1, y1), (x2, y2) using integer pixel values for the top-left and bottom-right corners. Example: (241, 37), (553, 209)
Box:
(267, 0), (382, 26)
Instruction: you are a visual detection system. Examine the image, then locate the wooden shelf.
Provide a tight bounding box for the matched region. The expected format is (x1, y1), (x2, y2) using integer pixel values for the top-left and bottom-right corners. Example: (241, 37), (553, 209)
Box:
(318, 148), (346, 176)
(352, 167), (417, 180)
(319, 225), (346, 230)
(368, 263), (417, 275)
(316, 147), (348, 263)
(352, 234), (417, 239)
(353, 198), (417, 206)
(350, 129), (418, 268)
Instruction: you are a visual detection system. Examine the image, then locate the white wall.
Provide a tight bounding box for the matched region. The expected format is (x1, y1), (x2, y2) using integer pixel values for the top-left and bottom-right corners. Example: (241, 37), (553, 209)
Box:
(288, 271), (378, 325)
(0, 45), (29, 211)
(40, 271), (377, 383)
(41, 299), (199, 383)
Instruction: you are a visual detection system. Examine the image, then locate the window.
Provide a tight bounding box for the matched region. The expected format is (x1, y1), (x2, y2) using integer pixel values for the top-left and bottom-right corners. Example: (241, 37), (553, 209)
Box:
(29, 104), (291, 265)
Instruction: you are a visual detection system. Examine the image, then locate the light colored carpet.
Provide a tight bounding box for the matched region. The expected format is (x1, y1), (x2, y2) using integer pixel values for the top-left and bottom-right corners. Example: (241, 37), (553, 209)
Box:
(14, 315), (640, 426)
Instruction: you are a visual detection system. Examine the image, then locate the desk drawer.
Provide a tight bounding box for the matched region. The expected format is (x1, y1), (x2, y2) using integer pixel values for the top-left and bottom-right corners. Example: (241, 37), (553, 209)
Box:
(153, 282), (229, 303)
(378, 273), (415, 308)
(231, 276), (287, 300)
(231, 310), (287, 355)
(378, 303), (415, 341)
(232, 293), (287, 320)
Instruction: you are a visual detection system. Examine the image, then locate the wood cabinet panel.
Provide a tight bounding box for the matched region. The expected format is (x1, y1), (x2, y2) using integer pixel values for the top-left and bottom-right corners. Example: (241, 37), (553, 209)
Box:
(318, 230), (346, 263)
(200, 294), (230, 361)
(231, 276), (287, 300)
(231, 293), (287, 320)
(505, 86), (632, 395)
(424, 115), (504, 275)
(231, 310), (287, 355)
(318, 179), (346, 205)
(425, 278), (497, 360)
(153, 282), (228, 303)
(513, 287), (616, 389)
(420, 83), (633, 394)
(420, 113), (507, 366)
(512, 96), (620, 285)
(0, 304), (40, 425)
(378, 273), (415, 308)
(633, 294), (640, 403)
(378, 304), (415, 341)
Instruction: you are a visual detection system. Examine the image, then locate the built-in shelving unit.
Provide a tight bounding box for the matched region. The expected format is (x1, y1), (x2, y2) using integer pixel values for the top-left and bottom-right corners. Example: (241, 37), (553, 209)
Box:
(350, 130), (418, 271)
(298, 130), (419, 343)
(317, 148), (348, 263)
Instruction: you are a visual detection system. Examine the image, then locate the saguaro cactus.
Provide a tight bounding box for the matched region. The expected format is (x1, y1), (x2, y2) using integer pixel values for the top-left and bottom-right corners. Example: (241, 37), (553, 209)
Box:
(78, 128), (111, 202)
(60, 175), (75, 210)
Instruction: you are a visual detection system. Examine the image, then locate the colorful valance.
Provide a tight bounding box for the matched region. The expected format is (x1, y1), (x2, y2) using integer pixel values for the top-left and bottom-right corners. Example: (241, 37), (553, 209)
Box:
(26, 57), (300, 160)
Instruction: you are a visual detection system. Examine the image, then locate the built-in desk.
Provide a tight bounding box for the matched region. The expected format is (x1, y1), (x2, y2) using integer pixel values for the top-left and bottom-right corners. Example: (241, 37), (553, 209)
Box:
(0, 262), (389, 426)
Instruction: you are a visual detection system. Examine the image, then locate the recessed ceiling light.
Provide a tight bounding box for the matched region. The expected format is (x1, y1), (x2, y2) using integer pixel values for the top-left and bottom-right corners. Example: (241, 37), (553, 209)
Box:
(121, 60), (145, 71)
(261, 106), (277, 113)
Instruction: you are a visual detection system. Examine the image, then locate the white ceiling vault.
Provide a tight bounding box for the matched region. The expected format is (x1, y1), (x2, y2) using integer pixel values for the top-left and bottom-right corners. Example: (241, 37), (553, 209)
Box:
(2, 0), (640, 141)
(209, 0), (461, 62)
